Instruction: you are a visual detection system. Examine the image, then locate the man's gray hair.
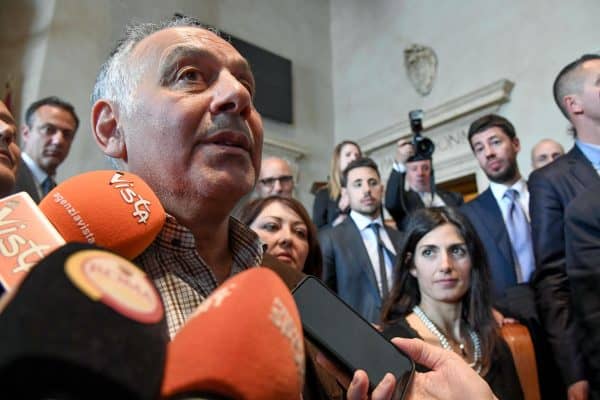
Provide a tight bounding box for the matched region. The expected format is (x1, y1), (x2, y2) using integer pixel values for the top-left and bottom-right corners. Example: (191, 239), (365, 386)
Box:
(90, 15), (220, 115)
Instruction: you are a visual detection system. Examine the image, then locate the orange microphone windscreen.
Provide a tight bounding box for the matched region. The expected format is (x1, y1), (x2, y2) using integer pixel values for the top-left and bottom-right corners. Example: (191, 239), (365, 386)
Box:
(39, 170), (166, 260)
(161, 267), (305, 400)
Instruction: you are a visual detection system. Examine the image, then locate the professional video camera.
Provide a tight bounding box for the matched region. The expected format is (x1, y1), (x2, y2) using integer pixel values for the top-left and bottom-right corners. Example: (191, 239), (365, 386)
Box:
(408, 109), (435, 159)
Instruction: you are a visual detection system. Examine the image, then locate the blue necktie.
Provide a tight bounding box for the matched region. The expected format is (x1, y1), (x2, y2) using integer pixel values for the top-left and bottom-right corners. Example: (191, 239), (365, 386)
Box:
(368, 223), (390, 298)
(503, 189), (534, 282)
(41, 176), (56, 197)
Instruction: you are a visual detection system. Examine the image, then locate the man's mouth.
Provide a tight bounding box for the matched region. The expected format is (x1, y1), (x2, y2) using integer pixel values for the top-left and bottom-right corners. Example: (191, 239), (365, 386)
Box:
(202, 130), (252, 153)
(487, 160), (502, 170)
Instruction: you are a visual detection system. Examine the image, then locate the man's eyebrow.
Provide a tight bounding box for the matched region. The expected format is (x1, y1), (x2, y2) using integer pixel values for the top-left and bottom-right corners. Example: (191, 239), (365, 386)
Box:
(158, 45), (213, 79)
(157, 44), (254, 85)
(0, 110), (15, 126)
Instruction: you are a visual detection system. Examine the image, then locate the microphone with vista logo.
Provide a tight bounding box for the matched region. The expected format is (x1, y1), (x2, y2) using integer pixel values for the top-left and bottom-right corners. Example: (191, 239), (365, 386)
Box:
(0, 170), (165, 292)
(39, 170), (166, 259)
(161, 267), (305, 400)
(0, 243), (168, 399)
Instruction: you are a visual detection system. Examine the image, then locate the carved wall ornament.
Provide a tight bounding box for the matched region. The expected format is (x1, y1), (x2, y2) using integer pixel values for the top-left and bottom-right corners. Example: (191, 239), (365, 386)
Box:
(404, 44), (438, 96)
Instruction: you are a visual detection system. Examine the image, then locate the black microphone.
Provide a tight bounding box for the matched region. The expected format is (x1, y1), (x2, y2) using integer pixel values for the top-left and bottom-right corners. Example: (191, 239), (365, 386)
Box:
(0, 243), (168, 399)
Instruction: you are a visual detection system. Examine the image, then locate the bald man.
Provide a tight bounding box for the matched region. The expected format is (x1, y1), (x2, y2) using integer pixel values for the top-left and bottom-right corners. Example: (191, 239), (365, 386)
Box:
(0, 100), (20, 197)
(256, 156), (295, 197)
(531, 139), (565, 169)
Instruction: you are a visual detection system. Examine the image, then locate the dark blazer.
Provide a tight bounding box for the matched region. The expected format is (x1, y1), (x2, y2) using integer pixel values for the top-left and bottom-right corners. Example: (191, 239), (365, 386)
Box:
(319, 217), (403, 323)
(529, 144), (600, 386)
(12, 157), (41, 203)
(565, 184), (600, 396)
(460, 188), (519, 300)
(385, 169), (463, 229)
(312, 186), (341, 230)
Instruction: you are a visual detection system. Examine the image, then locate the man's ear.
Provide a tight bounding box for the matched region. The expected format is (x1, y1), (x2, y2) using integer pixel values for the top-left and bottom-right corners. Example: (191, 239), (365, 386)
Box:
(91, 100), (127, 161)
(512, 136), (521, 153)
(20, 125), (30, 147)
(564, 94), (583, 116)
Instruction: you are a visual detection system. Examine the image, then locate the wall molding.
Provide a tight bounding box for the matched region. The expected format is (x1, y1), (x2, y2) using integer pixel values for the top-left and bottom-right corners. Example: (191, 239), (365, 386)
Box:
(358, 79), (515, 153)
(263, 136), (308, 162)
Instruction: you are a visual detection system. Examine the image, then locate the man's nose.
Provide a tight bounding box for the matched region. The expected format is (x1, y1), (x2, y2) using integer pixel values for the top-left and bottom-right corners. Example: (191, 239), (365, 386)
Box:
(0, 123), (15, 147)
(49, 131), (67, 146)
(209, 69), (252, 117)
(273, 179), (283, 194)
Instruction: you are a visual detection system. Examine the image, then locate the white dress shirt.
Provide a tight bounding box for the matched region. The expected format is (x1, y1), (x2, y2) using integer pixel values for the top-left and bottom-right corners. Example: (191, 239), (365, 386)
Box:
(489, 178), (530, 222)
(349, 211), (397, 295)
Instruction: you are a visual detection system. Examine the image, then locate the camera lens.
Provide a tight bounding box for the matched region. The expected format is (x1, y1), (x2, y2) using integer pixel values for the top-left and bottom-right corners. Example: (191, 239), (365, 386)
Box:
(414, 136), (435, 158)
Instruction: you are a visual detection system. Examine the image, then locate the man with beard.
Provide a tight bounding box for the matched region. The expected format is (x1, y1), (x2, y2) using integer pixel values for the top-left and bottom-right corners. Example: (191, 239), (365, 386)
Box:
(320, 157), (403, 323)
(461, 114), (565, 400)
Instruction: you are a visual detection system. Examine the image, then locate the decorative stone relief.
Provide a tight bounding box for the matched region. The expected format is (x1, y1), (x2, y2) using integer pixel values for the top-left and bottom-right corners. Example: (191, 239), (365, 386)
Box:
(404, 44), (438, 96)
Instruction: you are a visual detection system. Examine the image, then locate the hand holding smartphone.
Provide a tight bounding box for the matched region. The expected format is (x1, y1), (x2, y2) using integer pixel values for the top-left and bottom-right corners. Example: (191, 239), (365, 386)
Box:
(292, 276), (414, 399)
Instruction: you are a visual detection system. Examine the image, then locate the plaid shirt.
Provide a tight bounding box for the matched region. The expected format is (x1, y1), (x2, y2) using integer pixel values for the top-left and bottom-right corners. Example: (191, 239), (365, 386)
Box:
(135, 215), (263, 338)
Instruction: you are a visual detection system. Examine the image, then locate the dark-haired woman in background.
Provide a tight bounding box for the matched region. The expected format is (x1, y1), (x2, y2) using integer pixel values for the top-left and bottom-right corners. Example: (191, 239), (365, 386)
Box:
(381, 207), (523, 399)
(239, 196), (322, 277)
(312, 140), (361, 229)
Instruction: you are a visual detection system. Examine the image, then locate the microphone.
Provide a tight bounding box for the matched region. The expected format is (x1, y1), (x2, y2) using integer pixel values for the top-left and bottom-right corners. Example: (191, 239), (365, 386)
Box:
(0, 242), (168, 399)
(40, 170), (166, 259)
(161, 267), (305, 400)
(0, 191), (65, 291)
(0, 170), (166, 292)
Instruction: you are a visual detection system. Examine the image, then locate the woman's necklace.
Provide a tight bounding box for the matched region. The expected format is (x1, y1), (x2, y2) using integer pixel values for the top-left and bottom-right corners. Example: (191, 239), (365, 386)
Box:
(413, 305), (482, 374)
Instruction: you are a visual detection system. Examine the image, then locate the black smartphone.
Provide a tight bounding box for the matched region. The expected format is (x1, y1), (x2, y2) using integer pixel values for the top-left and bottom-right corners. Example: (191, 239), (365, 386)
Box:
(292, 276), (414, 399)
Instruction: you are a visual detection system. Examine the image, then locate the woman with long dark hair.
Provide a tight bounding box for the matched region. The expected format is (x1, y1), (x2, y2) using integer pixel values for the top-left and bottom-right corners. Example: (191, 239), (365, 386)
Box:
(381, 207), (523, 399)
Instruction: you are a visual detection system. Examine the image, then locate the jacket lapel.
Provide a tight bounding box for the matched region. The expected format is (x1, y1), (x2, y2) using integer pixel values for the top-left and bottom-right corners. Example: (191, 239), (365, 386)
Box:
(473, 189), (517, 282)
(338, 219), (380, 298)
(568, 146), (600, 188)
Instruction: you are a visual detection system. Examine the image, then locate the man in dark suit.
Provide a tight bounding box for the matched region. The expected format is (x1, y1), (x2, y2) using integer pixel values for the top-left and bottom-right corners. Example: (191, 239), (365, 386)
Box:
(460, 114), (534, 309)
(529, 54), (600, 400)
(320, 157), (403, 323)
(461, 114), (565, 400)
(13, 96), (78, 203)
(565, 184), (600, 398)
(385, 138), (463, 229)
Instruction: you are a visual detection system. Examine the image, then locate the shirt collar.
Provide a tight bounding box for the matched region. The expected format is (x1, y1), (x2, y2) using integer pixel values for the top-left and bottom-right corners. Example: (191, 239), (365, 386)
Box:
(576, 139), (600, 168)
(349, 210), (384, 231)
(489, 178), (527, 203)
(153, 213), (263, 262)
(21, 152), (52, 184)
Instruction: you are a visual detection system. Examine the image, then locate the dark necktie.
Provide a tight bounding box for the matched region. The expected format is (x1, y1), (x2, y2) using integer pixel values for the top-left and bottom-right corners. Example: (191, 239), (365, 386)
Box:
(368, 223), (390, 298)
(41, 176), (57, 197)
(503, 189), (534, 282)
